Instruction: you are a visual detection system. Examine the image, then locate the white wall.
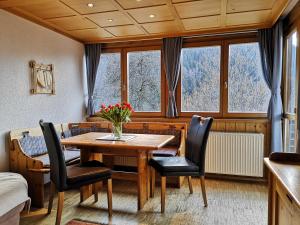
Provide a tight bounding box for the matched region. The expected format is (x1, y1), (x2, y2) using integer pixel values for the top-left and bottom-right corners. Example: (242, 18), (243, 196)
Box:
(0, 10), (86, 171)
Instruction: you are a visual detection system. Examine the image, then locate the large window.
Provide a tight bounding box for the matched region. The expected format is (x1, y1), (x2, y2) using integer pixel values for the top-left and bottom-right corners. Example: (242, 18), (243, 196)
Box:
(228, 42), (271, 113)
(181, 46), (221, 112)
(94, 52), (121, 110)
(127, 50), (161, 112)
(283, 31), (298, 153)
(93, 35), (272, 118)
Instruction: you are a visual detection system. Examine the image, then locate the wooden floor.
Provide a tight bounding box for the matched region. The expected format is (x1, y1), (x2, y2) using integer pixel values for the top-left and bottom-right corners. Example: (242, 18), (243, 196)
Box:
(20, 178), (268, 225)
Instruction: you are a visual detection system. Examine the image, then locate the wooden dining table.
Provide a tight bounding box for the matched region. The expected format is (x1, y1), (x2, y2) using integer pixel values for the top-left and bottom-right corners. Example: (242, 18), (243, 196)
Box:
(61, 132), (174, 210)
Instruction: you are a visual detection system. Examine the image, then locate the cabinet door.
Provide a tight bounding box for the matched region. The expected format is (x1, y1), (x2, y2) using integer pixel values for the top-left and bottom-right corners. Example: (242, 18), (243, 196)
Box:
(275, 180), (294, 225)
(277, 194), (292, 225)
(291, 205), (300, 225)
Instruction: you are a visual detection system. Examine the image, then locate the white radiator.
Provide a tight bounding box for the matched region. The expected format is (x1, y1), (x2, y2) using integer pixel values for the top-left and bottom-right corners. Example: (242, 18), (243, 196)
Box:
(205, 132), (264, 177)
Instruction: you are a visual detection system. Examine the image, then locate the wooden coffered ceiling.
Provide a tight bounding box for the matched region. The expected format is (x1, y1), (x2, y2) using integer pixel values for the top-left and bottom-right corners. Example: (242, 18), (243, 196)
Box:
(0, 0), (294, 43)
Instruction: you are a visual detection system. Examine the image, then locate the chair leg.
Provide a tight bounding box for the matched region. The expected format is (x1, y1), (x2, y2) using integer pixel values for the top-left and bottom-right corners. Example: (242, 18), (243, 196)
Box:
(200, 176), (208, 207)
(161, 176), (166, 213)
(93, 183), (98, 203)
(48, 181), (55, 214)
(107, 178), (113, 217)
(150, 167), (155, 198)
(187, 176), (193, 194)
(55, 192), (64, 225)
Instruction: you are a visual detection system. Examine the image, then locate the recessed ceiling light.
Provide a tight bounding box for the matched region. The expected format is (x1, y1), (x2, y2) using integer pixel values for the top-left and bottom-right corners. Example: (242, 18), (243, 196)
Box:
(136, 0), (142, 2)
(87, 3), (94, 8)
(149, 14), (155, 18)
(107, 19), (113, 22)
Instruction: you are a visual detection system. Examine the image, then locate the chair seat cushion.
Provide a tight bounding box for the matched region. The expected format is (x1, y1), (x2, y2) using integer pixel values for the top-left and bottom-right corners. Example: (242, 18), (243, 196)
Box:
(149, 157), (199, 176)
(34, 150), (80, 167)
(151, 146), (178, 157)
(66, 163), (111, 185)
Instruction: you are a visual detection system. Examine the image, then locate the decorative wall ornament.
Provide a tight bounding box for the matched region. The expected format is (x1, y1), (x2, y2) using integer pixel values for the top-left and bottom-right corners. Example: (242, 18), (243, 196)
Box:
(29, 60), (55, 94)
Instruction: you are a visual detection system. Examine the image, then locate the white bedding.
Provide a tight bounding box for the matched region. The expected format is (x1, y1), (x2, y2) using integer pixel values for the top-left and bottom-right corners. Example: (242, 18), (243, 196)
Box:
(0, 172), (30, 217)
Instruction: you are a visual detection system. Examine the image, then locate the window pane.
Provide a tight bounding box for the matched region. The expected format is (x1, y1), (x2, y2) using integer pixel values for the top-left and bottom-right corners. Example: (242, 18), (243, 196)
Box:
(181, 46), (221, 112)
(94, 53), (121, 110)
(128, 50), (161, 112)
(228, 42), (271, 113)
(284, 119), (296, 153)
(285, 32), (298, 114)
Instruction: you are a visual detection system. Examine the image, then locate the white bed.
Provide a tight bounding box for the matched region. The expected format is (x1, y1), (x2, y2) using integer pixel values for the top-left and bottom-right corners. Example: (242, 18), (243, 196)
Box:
(0, 173), (30, 225)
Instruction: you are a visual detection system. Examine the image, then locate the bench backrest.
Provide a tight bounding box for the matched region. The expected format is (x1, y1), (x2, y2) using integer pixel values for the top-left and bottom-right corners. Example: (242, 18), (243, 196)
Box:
(10, 124), (65, 157)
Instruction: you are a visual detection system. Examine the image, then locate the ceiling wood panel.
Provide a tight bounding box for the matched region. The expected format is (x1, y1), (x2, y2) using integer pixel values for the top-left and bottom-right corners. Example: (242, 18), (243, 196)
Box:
(174, 0), (221, 18)
(60, 0), (118, 14)
(18, 1), (75, 19)
(227, 0), (276, 13)
(142, 21), (181, 34)
(226, 10), (272, 26)
(87, 11), (133, 27)
(68, 28), (113, 41)
(47, 16), (97, 31)
(1, 0), (292, 43)
(105, 25), (145, 37)
(127, 5), (174, 23)
(0, 0), (53, 8)
(182, 16), (221, 30)
(116, 0), (166, 9)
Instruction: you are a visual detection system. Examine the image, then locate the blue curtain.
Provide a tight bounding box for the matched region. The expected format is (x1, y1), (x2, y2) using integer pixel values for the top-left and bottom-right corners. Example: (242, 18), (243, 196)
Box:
(258, 21), (283, 152)
(162, 37), (183, 118)
(85, 43), (101, 116)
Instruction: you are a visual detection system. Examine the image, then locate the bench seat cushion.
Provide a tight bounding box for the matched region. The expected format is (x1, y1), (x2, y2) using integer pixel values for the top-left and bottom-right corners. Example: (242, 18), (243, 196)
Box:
(34, 150), (80, 167)
(19, 135), (47, 157)
(151, 146), (178, 157)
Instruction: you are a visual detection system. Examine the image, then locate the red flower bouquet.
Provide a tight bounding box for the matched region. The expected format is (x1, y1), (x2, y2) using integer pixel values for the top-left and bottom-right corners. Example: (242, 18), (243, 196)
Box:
(95, 102), (134, 139)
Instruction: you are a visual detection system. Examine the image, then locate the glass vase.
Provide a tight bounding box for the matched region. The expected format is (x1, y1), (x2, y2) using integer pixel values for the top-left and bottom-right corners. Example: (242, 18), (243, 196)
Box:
(112, 122), (122, 139)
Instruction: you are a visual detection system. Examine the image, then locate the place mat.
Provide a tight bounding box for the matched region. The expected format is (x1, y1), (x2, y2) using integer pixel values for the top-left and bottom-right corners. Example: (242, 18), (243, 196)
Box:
(96, 134), (136, 142)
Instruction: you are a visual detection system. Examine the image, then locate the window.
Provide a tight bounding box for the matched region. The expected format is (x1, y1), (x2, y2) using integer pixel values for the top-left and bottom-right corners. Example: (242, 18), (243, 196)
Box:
(94, 52), (121, 110)
(181, 46), (221, 112)
(228, 42), (271, 113)
(283, 31), (298, 153)
(127, 50), (161, 112)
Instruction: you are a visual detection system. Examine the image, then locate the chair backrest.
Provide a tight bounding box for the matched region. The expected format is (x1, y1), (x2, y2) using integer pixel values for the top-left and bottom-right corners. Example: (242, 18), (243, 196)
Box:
(186, 116), (213, 175)
(39, 120), (67, 191)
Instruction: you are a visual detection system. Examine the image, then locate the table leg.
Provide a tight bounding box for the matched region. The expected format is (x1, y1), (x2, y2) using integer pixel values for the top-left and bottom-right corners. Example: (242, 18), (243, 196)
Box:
(147, 153), (152, 200)
(80, 149), (93, 203)
(137, 151), (148, 210)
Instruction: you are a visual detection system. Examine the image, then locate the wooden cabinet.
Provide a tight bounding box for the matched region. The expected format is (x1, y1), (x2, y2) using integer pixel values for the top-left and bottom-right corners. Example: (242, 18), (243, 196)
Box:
(265, 158), (300, 225)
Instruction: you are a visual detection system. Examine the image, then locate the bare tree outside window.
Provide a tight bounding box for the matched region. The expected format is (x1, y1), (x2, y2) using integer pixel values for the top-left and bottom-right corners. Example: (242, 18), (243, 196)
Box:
(228, 43), (271, 113)
(94, 53), (121, 111)
(127, 50), (161, 112)
(181, 46), (221, 112)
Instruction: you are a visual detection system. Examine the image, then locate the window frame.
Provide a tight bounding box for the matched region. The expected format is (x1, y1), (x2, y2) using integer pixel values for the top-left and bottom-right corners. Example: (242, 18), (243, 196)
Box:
(177, 40), (223, 118)
(223, 37), (269, 118)
(123, 46), (166, 117)
(283, 29), (299, 152)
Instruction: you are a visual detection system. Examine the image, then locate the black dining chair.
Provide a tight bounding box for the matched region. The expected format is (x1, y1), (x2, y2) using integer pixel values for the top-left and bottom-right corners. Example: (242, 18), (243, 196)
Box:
(149, 115), (213, 213)
(39, 120), (113, 225)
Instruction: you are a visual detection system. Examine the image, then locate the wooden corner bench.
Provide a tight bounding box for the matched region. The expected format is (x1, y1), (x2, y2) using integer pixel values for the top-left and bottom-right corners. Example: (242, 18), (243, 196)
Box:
(9, 124), (80, 208)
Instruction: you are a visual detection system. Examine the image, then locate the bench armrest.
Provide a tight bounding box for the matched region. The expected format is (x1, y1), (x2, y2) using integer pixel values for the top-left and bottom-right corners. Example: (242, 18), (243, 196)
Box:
(28, 168), (50, 173)
(178, 129), (186, 156)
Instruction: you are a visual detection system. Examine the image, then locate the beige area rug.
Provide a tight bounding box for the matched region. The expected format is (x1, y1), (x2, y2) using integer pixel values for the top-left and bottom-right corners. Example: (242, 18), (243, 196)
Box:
(20, 179), (268, 225)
